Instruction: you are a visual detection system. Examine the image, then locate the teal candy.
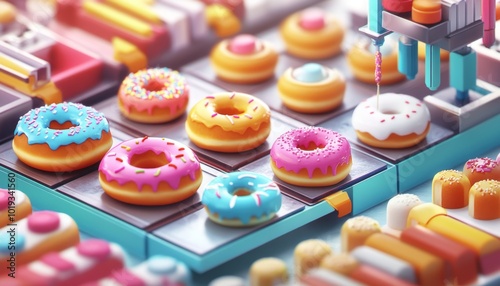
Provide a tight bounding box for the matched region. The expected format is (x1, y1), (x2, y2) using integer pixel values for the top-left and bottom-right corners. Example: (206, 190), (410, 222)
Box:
(147, 255), (177, 274)
(0, 232), (25, 254)
(202, 171), (282, 225)
(14, 102), (110, 150)
(294, 63), (326, 83)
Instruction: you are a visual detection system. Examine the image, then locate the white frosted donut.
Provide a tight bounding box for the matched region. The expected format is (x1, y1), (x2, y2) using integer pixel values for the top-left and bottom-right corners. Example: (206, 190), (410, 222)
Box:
(351, 93), (431, 149)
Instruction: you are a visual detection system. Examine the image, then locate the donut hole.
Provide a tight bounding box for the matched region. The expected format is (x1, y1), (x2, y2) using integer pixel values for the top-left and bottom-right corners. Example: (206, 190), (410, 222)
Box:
(130, 150), (169, 168)
(298, 141), (326, 151)
(143, 79), (165, 92)
(231, 188), (252, 196)
(215, 104), (244, 116)
(49, 120), (77, 130)
(378, 107), (400, 115)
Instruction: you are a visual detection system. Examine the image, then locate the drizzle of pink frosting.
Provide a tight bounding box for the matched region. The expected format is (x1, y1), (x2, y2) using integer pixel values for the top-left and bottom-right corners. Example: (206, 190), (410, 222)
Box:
(98, 137), (201, 191)
(465, 157), (498, 173)
(270, 127), (351, 178)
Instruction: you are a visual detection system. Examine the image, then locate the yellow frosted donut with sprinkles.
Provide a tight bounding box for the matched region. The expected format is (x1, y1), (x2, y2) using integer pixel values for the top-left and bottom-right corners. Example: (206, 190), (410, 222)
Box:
(98, 136), (203, 206)
(118, 68), (189, 123)
(185, 92), (271, 153)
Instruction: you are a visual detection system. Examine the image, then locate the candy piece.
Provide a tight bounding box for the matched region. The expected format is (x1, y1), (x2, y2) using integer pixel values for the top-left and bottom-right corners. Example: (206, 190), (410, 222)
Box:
(432, 170), (470, 209)
(228, 34), (257, 54)
(351, 246), (417, 284)
(292, 63), (328, 83)
(27, 211), (60, 233)
(365, 233), (445, 285)
(386, 194), (422, 233)
(294, 239), (332, 278)
(469, 180), (500, 220)
(349, 264), (417, 286)
(412, 0), (442, 24)
(299, 8), (325, 30)
(401, 225), (478, 285)
(249, 257), (288, 286)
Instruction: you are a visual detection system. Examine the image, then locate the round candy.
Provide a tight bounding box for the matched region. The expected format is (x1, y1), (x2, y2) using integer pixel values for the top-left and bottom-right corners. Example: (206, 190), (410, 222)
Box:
(147, 256), (177, 275)
(28, 211), (60, 233)
(77, 239), (111, 259)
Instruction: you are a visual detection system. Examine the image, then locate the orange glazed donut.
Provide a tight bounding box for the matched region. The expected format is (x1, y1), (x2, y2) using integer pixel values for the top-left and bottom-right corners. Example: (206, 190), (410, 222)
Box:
(185, 92), (271, 153)
(347, 38), (406, 85)
(270, 126), (352, 187)
(351, 93), (431, 149)
(280, 7), (344, 59)
(13, 102), (112, 172)
(99, 137), (203, 206)
(277, 63), (346, 113)
(463, 157), (500, 186)
(468, 180), (500, 220)
(118, 68), (189, 123)
(210, 34), (278, 84)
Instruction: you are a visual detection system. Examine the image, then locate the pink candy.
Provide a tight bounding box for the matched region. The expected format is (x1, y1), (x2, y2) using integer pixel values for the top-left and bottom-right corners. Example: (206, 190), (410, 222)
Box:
(228, 34), (256, 54)
(299, 8), (325, 30)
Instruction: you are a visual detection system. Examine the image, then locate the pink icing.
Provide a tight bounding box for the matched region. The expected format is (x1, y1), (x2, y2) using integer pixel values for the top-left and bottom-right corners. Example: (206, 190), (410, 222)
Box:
(118, 68), (189, 115)
(299, 8), (325, 30)
(27, 211), (60, 233)
(40, 253), (75, 271)
(0, 189), (9, 211)
(228, 34), (256, 54)
(270, 127), (351, 178)
(110, 270), (144, 285)
(77, 239), (111, 260)
(99, 137), (201, 191)
(465, 157), (498, 173)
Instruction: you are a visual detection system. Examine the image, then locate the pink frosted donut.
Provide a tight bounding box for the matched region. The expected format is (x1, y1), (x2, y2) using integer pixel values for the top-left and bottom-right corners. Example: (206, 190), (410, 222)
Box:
(98, 136), (203, 205)
(270, 126), (352, 187)
(118, 68), (189, 123)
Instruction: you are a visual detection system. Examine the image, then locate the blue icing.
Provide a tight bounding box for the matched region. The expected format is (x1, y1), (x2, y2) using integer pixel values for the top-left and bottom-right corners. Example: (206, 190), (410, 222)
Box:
(14, 102), (110, 150)
(0, 232), (25, 254)
(294, 63), (327, 83)
(202, 171), (282, 225)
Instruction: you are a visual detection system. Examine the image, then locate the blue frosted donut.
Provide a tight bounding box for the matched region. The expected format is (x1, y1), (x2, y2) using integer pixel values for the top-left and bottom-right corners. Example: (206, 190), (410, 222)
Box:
(12, 102), (113, 172)
(202, 171), (282, 227)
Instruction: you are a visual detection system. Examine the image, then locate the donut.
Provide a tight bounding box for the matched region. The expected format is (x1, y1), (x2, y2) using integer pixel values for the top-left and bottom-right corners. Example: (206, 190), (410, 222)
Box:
(280, 8), (344, 59)
(294, 239), (332, 278)
(185, 92), (271, 153)
(98, 136), (203, 206)
(277, 63), (346, 113)
(0, 211), (80, 274)
(0, 188), (32, 228)
(270, 126), (352, 187)
(249, 257), (288, 286)
(2, 240), (125, 286)
(463, 157), (500, 186)
(347, 38), (406, 85)
(351, 93), (431, 149)
(432, 170), (470, 209)
(202, 171), (282, 227)
(12, 102), (113, 172)
(209, 34), (278, 83)
(118, 68), (189, 123)
(341, 216), (381, 252)
(468, 180), (500, 220)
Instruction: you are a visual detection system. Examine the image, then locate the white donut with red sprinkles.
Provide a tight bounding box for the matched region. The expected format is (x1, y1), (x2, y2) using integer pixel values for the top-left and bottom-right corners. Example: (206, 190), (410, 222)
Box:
(351, 93), (431, 149)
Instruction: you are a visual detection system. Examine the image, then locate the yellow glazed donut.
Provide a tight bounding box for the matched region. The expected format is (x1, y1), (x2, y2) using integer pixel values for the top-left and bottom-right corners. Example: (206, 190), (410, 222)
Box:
(277, 63), (346, 113)
(347, 38), (406, 85)
(118, 68), (189, 123)
(280, 7), (344, 59)
(210, 34), (278, 84)
(351, 93), (431, 149)
(185, 92), (271, 153)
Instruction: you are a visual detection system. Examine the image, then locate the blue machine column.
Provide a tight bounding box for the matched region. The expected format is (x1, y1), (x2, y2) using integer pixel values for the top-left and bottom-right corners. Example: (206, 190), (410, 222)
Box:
(450, 47), (477, 105)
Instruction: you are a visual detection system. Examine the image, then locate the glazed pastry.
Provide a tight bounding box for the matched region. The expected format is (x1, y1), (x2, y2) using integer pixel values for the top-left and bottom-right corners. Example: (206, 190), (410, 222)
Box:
(118, 68), (189, 123)
(347, 38), (406, 85)
(280, 7), (344, 59)
(99, 137), (203, 206)
(463, 157), (500, 186)
(294, 239), (332, 278)
(186, 92), (271, 153)
(0, 188), (31, 228)
(13, 102), (112, 172)
(277, 63), (346, 113)
(351, 93), (431, 149)
(341, 216), (381, 252)
(202, 172), (282, 227)
(270, 126), (352, 187)
(249, 257), (288, 286)
(432, 170), (470, 209)
(210, 34), (278, 83)
(469, 180), (500, 220)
